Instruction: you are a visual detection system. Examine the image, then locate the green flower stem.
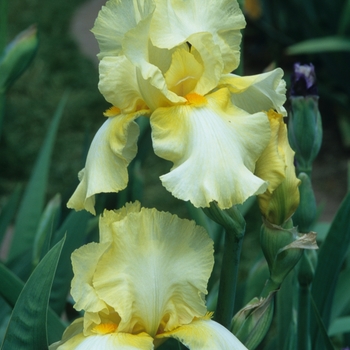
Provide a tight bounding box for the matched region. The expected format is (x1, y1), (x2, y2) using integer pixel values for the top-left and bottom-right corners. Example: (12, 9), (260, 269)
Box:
(298, 284), (311, 350)
(259, 277), (280, 299)
(214, 227), (244, 329)
(202, 202), (246, 329)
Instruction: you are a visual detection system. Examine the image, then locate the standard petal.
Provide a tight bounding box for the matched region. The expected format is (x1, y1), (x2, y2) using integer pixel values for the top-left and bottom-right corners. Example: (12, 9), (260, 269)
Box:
(92, 0), (154, 59)
(98, 55), (149, 113)
(164, 48), (204, 96)
(122, 10), (185, 109)
(150, 88), (270, 208)
(151, 0), (246, 73)
(157, 318), (247, 350)
(67, 113), (141, 215)
(219, 68), (287, 115)
(91, 208), (214, 337)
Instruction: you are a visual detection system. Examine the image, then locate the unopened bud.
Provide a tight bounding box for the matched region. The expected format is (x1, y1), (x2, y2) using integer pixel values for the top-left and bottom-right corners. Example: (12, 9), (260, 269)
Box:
(288, 64), (322, 174)
(260, 219), (318, 292)
(0, 25), (38, 93)
(231, 293), (275, 350)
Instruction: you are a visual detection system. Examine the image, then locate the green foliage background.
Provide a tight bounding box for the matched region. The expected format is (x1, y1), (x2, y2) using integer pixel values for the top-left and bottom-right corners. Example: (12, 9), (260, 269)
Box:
(0, 0), (106, 201)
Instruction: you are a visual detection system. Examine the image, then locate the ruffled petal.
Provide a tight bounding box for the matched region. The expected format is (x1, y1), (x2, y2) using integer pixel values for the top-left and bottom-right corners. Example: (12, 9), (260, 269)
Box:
(92, 208), (214, 337)
(71, 242), (111, 314)
(92, 0), (154, 59)
(67, 113), (141, 215)
(51, 327), (154, 350)
(98, 55), (149, 113)
(122, 10), (185, 109)
(150, 88), (271, 208)
(157, 318), (247, 350)
(219, 68), (287, 115)
(151, 0), (246, 72)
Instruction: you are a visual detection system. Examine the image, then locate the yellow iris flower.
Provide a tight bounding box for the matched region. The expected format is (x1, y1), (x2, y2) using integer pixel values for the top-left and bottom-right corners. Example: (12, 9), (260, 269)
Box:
(67, 0), (287, 214)
(49, 202), (247, 349)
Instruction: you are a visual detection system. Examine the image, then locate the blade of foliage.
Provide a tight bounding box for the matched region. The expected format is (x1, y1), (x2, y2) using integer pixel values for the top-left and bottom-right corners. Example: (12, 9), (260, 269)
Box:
(328, 316), (350, 336)
(286, 36), (350, 55)
(338, 0), (350, 35)
(311, 193), (350, 345)
(32, 194), (61, 267)
(310, 293), (335, 350)
(0, 0), (8, 53)
(330, 267), (350, 321)
(0, 262), (65, 343)
(0, 184), (22, 246)
(1, 237), (65, 349)
(49, 210), (90, 316)
(7, 93), (68, 261)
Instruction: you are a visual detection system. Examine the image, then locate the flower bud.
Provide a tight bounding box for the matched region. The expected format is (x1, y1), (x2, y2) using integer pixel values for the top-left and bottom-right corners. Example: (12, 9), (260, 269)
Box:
(0, 25), (38, 93)
(231, 293), (275, 350)
(292, 172), (317, 232)
(255, 110), (300, 225)
(260, 219), (317, 293)
(203, 201), (245, 237)
(288, 63), (322, 174)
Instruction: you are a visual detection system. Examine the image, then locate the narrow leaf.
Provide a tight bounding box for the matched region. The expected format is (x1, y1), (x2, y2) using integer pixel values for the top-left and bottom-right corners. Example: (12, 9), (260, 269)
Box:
(32, 194), (61, 267)
(49, 210), (90, 316)
(0, 184), (22, 246)
(7, 93), (68, 261)
(286, 36), (350, 55)
(310, 294), (335, 350)
(1, 238), (65, 349)
(0, 249), (65, 349)
(328, 316), (350, 336)
(311, 193), (350, 345)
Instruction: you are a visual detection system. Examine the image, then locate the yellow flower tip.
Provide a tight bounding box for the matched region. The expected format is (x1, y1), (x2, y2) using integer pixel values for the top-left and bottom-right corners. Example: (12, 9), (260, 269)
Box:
(266, 109), (283, 122)
(185, 93), (207, 106)
(92, 323), (118, 335)
(103, 106), (121, 117)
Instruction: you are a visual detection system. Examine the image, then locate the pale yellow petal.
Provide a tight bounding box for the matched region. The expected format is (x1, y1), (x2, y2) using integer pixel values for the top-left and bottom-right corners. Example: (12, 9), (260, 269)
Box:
(122, 10), (185, 109)
(71, 242), (111, 314)
(151, 0), (246, 72)
(67, 114), (140, 215)
(51, 330), (154, 350)
(157, 318), (247, 350)
(49, 318), (84, 350)
(98, 56), (149, 113)
(164, 48), (204, 96)
(256, 111), (301, 224)
(92, 0), (154, 59)
(255, 110), (286, 194)
(150, 88), (270, 208)
(219, 68), (287, 116)
(99, 201), (142, 243)
(92, 208), (213, 337)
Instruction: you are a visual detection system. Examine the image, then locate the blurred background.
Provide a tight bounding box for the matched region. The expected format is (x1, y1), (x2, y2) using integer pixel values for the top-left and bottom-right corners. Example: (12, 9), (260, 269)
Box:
(1, 0), (349, 224)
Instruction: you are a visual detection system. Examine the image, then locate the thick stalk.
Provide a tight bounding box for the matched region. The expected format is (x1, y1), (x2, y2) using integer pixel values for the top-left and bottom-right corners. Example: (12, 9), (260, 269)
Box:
(214, 228), (244, 329)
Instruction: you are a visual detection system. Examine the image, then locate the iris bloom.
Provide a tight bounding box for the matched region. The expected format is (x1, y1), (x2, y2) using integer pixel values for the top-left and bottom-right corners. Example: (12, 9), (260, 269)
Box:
(49, 202), (247, 349)
(67, 0), (287, 214)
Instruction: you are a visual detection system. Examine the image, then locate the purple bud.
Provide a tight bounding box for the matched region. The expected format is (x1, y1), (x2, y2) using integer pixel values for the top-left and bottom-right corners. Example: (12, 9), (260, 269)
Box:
(290, 63), (318, 97)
